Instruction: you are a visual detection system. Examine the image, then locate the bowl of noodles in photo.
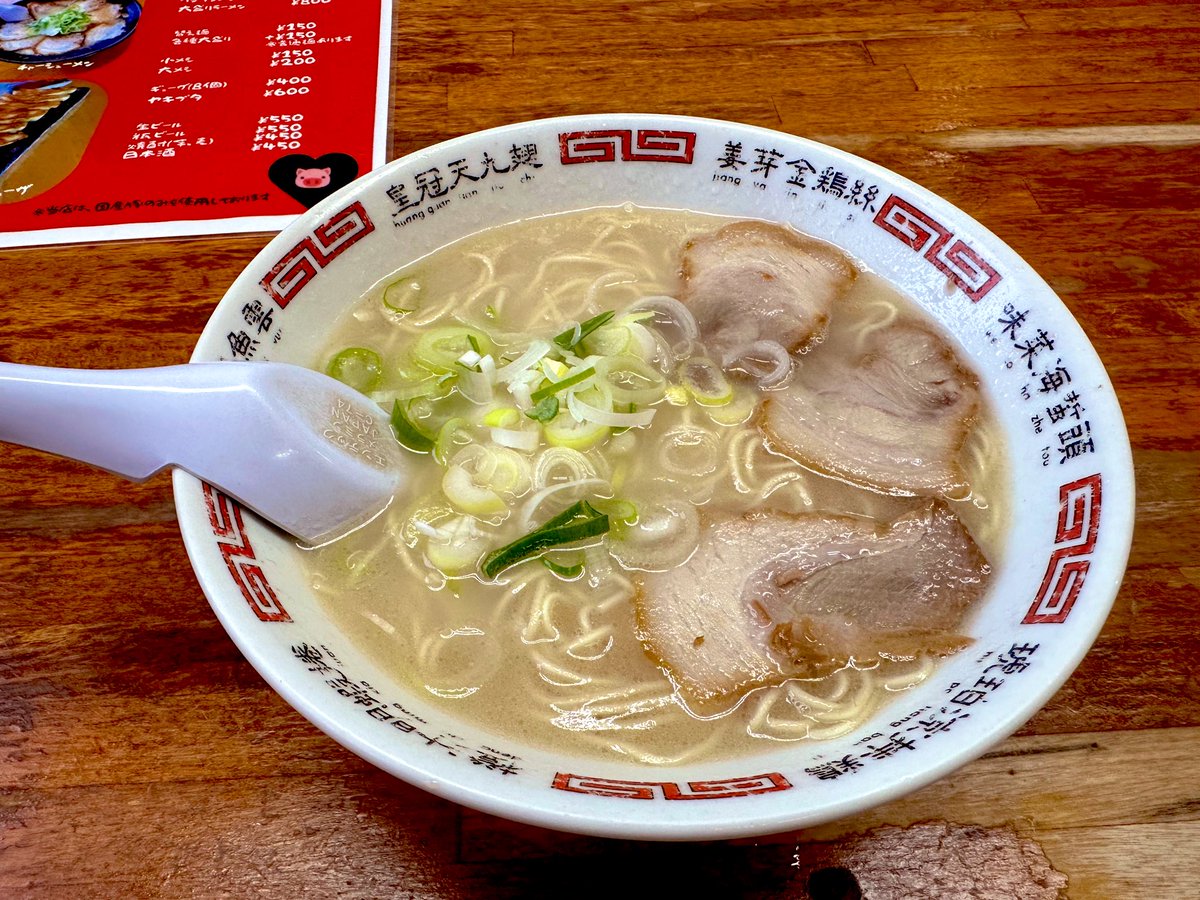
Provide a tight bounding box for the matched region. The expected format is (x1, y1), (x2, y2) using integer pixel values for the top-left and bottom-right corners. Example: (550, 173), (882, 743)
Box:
(0, 1), (141, 65)
(174, 115), (1134, 840)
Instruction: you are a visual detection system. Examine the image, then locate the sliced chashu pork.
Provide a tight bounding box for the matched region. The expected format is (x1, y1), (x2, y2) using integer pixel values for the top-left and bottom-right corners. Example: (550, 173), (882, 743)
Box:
(635, 503), (989, 705)
(679, 221), (856, 365)
(763, 322), (979, 497)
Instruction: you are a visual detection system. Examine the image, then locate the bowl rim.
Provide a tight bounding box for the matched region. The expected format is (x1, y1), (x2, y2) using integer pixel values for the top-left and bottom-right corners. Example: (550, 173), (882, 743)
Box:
(174, 112), (1136, 840)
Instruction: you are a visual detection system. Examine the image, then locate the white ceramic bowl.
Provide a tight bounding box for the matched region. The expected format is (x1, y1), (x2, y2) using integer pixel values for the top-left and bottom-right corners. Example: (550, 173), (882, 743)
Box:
(174, 115), (1134, 840)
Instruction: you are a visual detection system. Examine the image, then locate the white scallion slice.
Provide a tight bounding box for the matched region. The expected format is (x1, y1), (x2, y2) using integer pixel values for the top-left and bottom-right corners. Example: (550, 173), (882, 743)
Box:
(413, 325), (493, 374)
(595, 356), (667, 406)
(495, 339), (553, 383)
(543, 414), (609, 450)
(580, 324), (631, 356)
(706, 384), (759, 426)
(442, 444), (532, 516)
(728, 340), (792, 387)
(539, 357), (569, 380)
(568, 391), (656, 428)
(533, 446), (596, 487)
(678, 356), (733, 406)
(608, 494), (700, 572)
(626, 322), (659, 360)
(509, 380), (534, 411)
(490, 426), (541, 452)
(442, 464), (507, 517)
(624, 295), (700, 342)
(411, 519), (446, 539)
(519, 477), (611, 529)
(457, 355), (495, 405)
(425, 515), (490, 575)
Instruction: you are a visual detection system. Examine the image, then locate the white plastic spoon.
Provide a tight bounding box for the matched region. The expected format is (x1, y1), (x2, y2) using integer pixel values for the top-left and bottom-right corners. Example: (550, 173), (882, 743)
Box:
(0, 361), (406, 544)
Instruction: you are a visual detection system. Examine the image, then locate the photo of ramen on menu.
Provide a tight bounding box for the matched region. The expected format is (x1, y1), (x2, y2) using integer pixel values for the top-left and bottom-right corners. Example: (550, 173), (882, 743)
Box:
(0, 0), (392, 247)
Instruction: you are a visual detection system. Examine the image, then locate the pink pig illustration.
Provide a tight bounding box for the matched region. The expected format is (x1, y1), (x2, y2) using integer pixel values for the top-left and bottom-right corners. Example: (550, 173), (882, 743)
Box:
(295, 166), (331, 188)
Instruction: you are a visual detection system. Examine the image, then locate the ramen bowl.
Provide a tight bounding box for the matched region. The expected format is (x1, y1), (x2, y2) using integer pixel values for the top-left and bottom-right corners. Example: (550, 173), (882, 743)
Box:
(174, 115), (1134, 840)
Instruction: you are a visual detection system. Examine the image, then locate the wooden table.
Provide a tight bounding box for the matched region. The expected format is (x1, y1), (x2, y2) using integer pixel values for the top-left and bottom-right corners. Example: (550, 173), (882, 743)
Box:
(2, 2), (1197, 897)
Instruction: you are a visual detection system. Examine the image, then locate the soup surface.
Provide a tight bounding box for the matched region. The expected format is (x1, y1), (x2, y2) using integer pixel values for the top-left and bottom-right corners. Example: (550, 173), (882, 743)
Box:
(306, 205), (1007, 765)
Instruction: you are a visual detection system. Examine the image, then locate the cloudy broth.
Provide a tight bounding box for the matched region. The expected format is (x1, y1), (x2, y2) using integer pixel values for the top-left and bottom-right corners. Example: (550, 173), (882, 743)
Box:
(304, 206), (1008, 766)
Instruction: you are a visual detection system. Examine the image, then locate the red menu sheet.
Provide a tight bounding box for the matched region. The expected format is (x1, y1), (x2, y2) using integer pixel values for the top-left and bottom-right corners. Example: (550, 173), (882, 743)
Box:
(0, 0), (391, 247)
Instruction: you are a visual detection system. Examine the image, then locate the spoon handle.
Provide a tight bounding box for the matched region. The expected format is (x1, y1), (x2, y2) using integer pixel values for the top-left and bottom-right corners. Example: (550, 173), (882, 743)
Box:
(0, 361), (244, 480)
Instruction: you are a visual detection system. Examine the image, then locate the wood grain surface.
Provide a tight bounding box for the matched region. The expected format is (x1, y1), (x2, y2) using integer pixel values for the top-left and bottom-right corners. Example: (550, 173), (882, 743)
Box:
(2, 2), (1198, 897)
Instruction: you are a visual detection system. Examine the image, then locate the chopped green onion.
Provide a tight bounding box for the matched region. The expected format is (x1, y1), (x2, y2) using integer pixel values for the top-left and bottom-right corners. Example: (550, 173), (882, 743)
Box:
(541, 556), (585, 579)
(495, 340), (553, 383)
(554, 310), (615, 350)
(443, 463), (507, 516)
(413, 326), (493, 374)
(531, 365), (595, 404)
(664, 384), (690, 406)
(539, 357), (569, 380)
(382, 276), (421, 314)
(580, 324), (631, 356)
(596, 356), (667, 406)
(525, 395), (559, 422)
(326, 347), (383, 393)
(30, 8), (91, 36)
(482, 406), (521, 428)
(538, 500), (607, 532)
(707, 384), (759, 426)
(390, 400), (435, 453)
(481, 500), (609, 579)
(593, 498), (638, 524)
(426, 516), (489, 575)
(433, 416), (471, 464)
(543, 412), (608, 450)
(567, 393), (655, 429)
(679, 356), (733, 406)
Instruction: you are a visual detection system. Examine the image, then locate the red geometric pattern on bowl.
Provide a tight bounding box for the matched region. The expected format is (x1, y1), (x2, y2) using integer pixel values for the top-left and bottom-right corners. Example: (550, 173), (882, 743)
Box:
(1023, 473), (1102, 625)
(259, 200), (376, 308)
(558, 129), (696, 165)
(872, 194), (1003, 301)
(551, 771), (791, 800)
(204, 483), (290, 623)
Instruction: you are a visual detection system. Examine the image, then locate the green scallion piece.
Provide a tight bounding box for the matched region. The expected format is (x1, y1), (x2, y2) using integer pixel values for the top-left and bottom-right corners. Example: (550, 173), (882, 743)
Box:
(467, 333), (482, 354)
(326, 347), (383, 393)
(482, 500), (609, 579)
(541, 557), (585, 579)
(593, 498), (638, 525)
(389, 400), (435, 453)
(30, 8), (91, 36)
(554, 310), (615, 350)
(530, 366), (595, 404)
(525, 395), (560, 423)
